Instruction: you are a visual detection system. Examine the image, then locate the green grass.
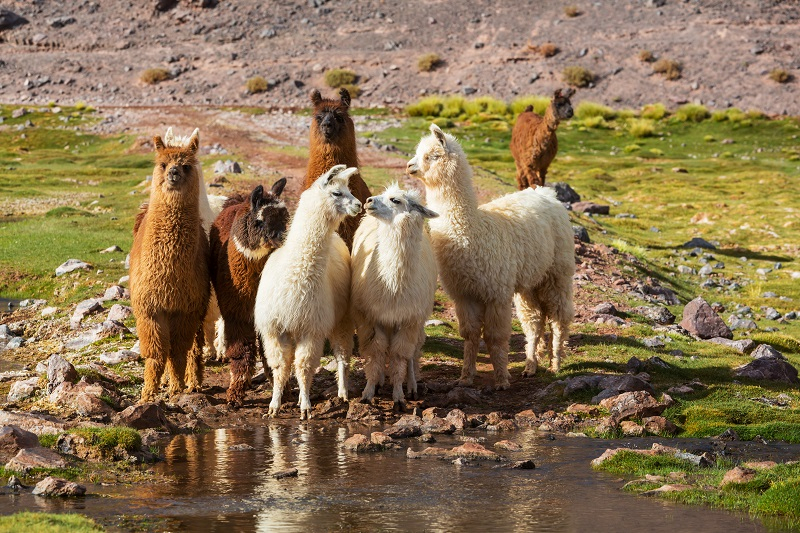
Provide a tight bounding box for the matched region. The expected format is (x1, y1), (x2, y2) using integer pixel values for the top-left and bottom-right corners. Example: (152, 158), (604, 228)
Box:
(69, 427), (142, 453)
(0, 512), (103, 533)
(324, 68), (357, 88)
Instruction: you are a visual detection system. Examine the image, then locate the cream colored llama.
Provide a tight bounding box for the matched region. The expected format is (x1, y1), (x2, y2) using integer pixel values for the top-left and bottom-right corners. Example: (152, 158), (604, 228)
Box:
(351, 184), (438, 409)
(254, 165), (362, 420)
(407, 124), (575, 388)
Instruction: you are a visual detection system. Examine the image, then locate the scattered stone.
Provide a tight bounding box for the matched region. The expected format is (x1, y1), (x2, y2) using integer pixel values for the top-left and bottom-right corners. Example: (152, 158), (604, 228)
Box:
(594, 314), (627, 326)
(384, 415), (423, 439)
(272, 468), (298, 479)
(631, 306), (675, 325)
(425, 319), (445, 327)
(444, 386), (482, 406)
(370, 432), (395, 447)
(500, 459), (535, 470)
(102, 285), (129, 301)
(228, 443), (255, 451)
(47, 354), (78, 394)
(55, 259), (91, 276)
(680, 297), (733, 339)
(5, 447), (67, 472)
(494, 440), (523, 451)
(64, 325), (103, 350)
(566, 403), (599, 416)
(446, 442), (504, 461)
(419, 433), (435, 443)
(720, 466), (756, 487)
(445, 408), (467, 430)
(573, 226), (590, 243)
(742, 461), (777, 470)
(764, 307), (782, 320)
(0, 425), (40, 463)
(6, 475), (24, 490)
(734, 357), (799, 384)
(49, 380), (114, 418)
(642, 336), (666, 348)
(571, 202), (610, 215)
(421, 417), (456, 434)
(0, 9), (28, 31)
(682, 237), (716, 250)
(714, 428), (740, 441)
(751, 344), (785, 361)
(41, 306), (58, 317)
(550, 182), (581, 204)
(728, 316), (758, 331)
(107, 304), (133, 322)
(421, 407), (448, 420)
(642, 416), (677, 435)
(7, 378), (39, 403)
(599, 391), (667, 421)
(346, 401), (384, 422)
(451, 457), (471, 466)
(593, 302), (618, 315)
(70, 298), (104, 329)
(115, 403), (175, 431)
(213, 160), (242, 174)
(5, 337), (24, 349)
(620, 421), (645, 437)
(705, 337), (756, 354)
(99, 350), (139, 365)
(641, 484), (693, 496)
(32, 476), (85, 497)
(343, 434), (372, 452)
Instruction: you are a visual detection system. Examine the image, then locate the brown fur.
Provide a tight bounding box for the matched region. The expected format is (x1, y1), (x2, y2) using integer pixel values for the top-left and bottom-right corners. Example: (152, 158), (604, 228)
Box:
(209, 180), (288, 406)
(301, 88), (370, 248)
(130, 133), (210, 403)
(510, 88), (575, 189)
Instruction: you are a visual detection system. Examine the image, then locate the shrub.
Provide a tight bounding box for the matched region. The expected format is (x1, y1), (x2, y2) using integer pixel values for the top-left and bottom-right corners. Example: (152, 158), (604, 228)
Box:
(71, 427), (142, 453)
(704, 134), (715, 142)
(539, 42), (559, 57)
(562, 66), (594, 87)
(712, 107), (746, 123)
(339, 83), (361, 98)
(324, 68), (357, 88)
(510, 95), (550, 116)
(652, 59), (682, 80)
(463, 96), (508, 117)
(628, 118), (656, 138)
(769, 68), (790, 83)
(564, 6), (580, 17)
(575, 101), (615, 120)
(245, 76), (268, 94)
(674, 103), (709, 122)
(746, 109), (766, 120)
(639, 50), (655, 63)
(624, 144), (641, 153)
(640, 103), (667, 120)
(418, 53), (442, 72)
(407, 96), (445, 117)
(440, 96), (467, 118)
(581, 116), (609, 129)
(140, 68), (170, 85)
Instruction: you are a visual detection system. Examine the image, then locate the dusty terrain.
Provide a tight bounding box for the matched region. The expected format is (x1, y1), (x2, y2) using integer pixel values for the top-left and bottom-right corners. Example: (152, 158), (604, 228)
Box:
(1, 0), (799, 114)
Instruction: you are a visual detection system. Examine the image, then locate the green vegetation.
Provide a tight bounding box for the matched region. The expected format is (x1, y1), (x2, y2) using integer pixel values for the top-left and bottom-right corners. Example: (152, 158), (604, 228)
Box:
(139, 68), (170, 85)
(653, 59), (682, 80)
(562, 66), (594, 88)
(769, 68), (791, 84)
(70, 427), (142, 453)
(0, 512), (103, 533)
(574, 102), (615, 120)
(339, 83), (361, 98)
(417, 53), (442, 72)
(245, 76), (269, 94)
(627, 118), (656, 138)
(674, 103), (710, 122)
(324, 68), (357, 88)
(640, 103), (667, 120)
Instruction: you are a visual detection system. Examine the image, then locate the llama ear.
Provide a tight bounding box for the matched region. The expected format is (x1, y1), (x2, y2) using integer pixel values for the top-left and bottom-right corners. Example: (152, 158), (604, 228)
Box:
(322, 164), (347, 186)
(310, 89), (322, 106)
(563, 87), (575, 98)
(410, 200), (439, 219)
(153, 136), (165, 151)
(187, 129), (200, 154)
(554, 88), (562, 98)
(250, 185), (264, 211)
(430, 123), (447, 148)
(164, 127), (175, 145)
(339, 87), (351, 108)
(271, 177), (287, 197)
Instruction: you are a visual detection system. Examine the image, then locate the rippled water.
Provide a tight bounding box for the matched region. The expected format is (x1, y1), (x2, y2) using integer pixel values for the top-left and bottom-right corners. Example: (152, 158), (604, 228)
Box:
(2, 423), (791, 532)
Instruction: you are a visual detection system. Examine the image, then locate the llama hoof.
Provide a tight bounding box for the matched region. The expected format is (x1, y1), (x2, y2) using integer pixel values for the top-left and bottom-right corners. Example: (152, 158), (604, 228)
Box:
(359, 396), (374, 405)
(495, 381), (511, 391)
(300, 409), (312, 421)
(456, 377), (474, 387)
(393, 400), (407, 413)
(267, 407), (279, 417)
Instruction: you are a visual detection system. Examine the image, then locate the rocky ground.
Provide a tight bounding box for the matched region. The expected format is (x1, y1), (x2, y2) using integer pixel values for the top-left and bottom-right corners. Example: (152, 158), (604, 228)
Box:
(1, 0), (799, 114)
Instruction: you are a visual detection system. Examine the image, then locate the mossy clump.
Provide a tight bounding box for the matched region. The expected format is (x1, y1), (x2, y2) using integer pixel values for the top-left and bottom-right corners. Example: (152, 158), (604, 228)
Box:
(245, 76), (269, 94)
(769, 68), (791, 83)
(139, 68), (170, 85)
(628, 118), (656, 138)
(653, 59), (682, 80)
(418, 53), (442, 72)
(562, 66), (594, 88)
(70, 427), (142, 453)
(674, 103), (710, 123)
(324, 68), (358, 88)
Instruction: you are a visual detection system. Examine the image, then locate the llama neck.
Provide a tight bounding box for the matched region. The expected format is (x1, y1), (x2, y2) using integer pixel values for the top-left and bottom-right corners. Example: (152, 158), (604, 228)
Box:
(374, 217), (423, 293)
(308, 136), (359, 168)
(425, 158), (478, 237)
(283, 192), (340, 271)
(544, 104), (561, 132)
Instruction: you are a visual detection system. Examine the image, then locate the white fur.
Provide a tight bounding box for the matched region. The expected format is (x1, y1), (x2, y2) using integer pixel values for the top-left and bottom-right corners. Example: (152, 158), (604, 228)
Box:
(351, 184), (438, 406)
(254, 165), (362, 419)
(407, 124), (575, 389)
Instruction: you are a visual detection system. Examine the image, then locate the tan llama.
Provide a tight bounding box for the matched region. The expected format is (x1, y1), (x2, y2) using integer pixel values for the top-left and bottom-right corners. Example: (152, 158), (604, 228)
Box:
(130, 131), (210, 402)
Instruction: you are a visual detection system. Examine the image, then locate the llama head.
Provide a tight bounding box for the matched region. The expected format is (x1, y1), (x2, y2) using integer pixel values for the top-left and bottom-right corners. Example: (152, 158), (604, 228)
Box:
(406, 124), (463, 188)
(152, 130), (200, 196)
(310, 88), (353, 143)
(365, 183), (438, 225)
(552, 88), (575, 121)
(232, 178), (290, 258)
(312, 164), (362, 217)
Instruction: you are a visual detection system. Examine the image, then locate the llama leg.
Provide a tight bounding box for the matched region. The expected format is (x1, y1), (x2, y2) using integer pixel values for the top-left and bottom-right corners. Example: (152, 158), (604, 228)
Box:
(294, 336), (325, 420)
(483, 302), (513, 390)
(226, 339), (253, 406)
(514, 293), (545, 377)
(214, 317), (227, 362)
(166, 317), (194, 396)
(406, 325), (425, 400)
(360, 325), (388, 402)
(185, 325), (205, 393)
(265, 332), (293, 417)
(202, 290), (220, 361)
(330, 317), (355, 401)
(455, 298), (484, 387)
(389, 324), (419, 410)
(139, 315), (169, 403)
(549, 278), (574, 373)
(551, 320), (570, 373)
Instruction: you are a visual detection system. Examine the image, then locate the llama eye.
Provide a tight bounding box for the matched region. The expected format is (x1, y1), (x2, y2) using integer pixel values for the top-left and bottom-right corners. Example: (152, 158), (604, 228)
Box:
(160, 163), (166, 170)
(336, 115), (344, 122)
(332, 191), (342, 197)
(390, 198), (400, 205)
(183, 164), (192, 173)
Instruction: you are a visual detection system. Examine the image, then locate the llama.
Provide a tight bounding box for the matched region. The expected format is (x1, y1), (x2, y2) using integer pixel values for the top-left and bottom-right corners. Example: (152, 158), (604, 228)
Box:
(131, 131), (210, 402)
(351, 184), (438, 410)
(301, 88), (371, 249)
(209, 179), (289, 406)
(163, 127), (228, 361)
(255, 165), (362, 420)
(509, 88), (575, 189)
(407, 124), (575, 388)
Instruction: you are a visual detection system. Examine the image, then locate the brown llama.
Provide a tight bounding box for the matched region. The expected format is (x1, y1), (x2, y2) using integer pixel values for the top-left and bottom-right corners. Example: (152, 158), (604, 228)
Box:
(510, 88), (575, 189)
(209, 179), (289, 406)
(301, 87), (371, 248)
(130, 131), (210, 402)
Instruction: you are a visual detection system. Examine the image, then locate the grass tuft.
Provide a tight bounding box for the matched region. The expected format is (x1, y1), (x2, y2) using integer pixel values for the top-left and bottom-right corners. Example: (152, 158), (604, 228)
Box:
(245, 76), (268, 94)
(563, 66), (594, 88)
(628, 118), (656, 138)
(324, 68), (357, 88)
(653, 59), (682, 80)
(139, 68), (170, 85)
(418, 53), (442, 72)
(769, 68), (791, 84)
(641, 103), (667, 120)
(0, 512), (103, 533)
(575, 101), (615, 120)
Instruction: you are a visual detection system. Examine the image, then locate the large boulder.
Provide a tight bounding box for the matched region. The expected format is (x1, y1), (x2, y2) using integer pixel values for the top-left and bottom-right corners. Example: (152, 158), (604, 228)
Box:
(680, 297), (733, 339)
(0, 410), (66, 436)
(32, 476), (86, 497)
(734, 345), (799, 384)
(599, 391), (668, 421)
(47, 354), (78, 393)
(0, 9), (28, 30)
(114, 403), (175, 431)
(5, 447), (67, 472)
(7, 377), (40, 403)
(705, 337), (756, 354)
(0, 425), (40, 463)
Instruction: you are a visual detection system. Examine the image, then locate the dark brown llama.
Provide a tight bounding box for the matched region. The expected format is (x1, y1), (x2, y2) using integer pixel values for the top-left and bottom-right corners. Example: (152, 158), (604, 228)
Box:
(209, 179), (289, 406)
(130, 131), (210, 402)
(510, 88), (575, 189)
(301, 87), (370, 248)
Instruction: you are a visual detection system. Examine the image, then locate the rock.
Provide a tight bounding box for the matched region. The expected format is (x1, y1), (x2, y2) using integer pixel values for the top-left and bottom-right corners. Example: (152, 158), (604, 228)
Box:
(421, 407), (448, 420)
(620, 421), (645, 437)
(500, 460), (536, 469)
(642, 336), (665, 348)
(6, 475), (24, 490)
(115, 403), (175, 431)
(631, 306), (676, 325)
(734, 358), (799, 384)
(0, 425), (40, 463)
(425, 319), (445, 327)
(385, 415), (423, 438)
(742, 461), (777, 470)
(419, 433), (436, 443)
(573, 225), (590, 243)
(641, 484), (693, 496)
(635, 282), (680, 306)
(55, 259), (92, 276)
(41, 306), (58, 317)
(764, 307), (782, 320)
(370, 432), (395, 447)
(444, 386), (482, 406)
(751, 344), (785, 360)
(571, 202), (610, 215)
(590, 374), (655, 403)
(705, 337), (756, 354)
(99, 349), (139, 365)
(49, 381), (114, 418)
(228, 444), (254, 451)
(213, 160), (242, 174)
(446, 442), (504, 461)
(7, 378), (40, 403)
(714, 428), (740, 441)
(594, 314), (626, 326)
(70, 298), (104, 329)
(47, 354), (78, 393)
(728, 317), (758, 331)
(406, 446), (448, 459)
(5, 447), (67, 472)
(445, 408), (467, 430)
(64, 326), (103, 350)
(100, 320), (129, 337)
(566, 403), (599, 416)
(593, 302), (618, 315)
(494, 440), (523, 451)
(343, 433), (372, 452)
(550, 182), (581, 203)
(0, 9), (27, 30)
(719, 466), (756, 487)
(272, 468), (298, 479)
(599, 391), (667, 421)
(346, 401), (383, 421)
(514, 410), (539, 427)
(49, 16), (76, 28)
(4, 337), (24, 349)
(102, 285), (129, 301)
(680, 297), (732, 339)
(682, 237), (716, 250)
(32, 476), (86, 498)
(642, 416), (677, 435)
(421, 417), (456, 434)
(100, 245), (123, 254)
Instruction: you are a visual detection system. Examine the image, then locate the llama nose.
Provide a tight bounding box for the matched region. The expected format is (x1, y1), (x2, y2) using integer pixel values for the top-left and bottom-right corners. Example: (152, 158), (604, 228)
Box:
(168, 166), (179, 182)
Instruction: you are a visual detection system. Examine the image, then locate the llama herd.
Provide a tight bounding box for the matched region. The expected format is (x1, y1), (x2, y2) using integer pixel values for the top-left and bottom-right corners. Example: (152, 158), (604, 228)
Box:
(129, 88), (576, 418)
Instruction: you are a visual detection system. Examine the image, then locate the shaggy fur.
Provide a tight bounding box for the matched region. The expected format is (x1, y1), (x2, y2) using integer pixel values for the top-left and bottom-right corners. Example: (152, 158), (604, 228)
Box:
(510, 88), (575, 189)
(301, 88), (371, 249)
(164, 127), (228, 361)
(210, 179), (289, 406)
(408, 124), (575, 388)
(255, 165), (362, 419)
(351, 184), (438, 409)
(131, 131), (210, 402)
